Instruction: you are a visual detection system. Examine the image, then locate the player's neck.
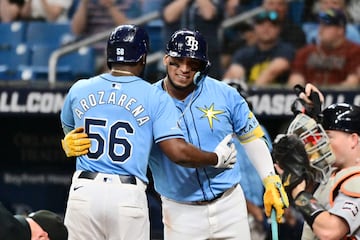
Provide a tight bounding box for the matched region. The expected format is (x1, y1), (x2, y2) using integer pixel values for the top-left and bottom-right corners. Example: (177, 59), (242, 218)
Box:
(111, 69), (135, 76)
(163, 78), (193, 101)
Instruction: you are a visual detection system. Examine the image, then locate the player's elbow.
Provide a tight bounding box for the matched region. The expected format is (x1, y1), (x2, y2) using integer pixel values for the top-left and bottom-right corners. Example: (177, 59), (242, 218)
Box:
(313, 216), (350, 240)
(315, 229), (344, 240)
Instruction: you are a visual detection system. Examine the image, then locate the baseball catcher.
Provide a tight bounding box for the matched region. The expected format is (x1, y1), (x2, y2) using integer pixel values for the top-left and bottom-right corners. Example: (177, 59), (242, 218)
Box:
(272, 86), (335, 200)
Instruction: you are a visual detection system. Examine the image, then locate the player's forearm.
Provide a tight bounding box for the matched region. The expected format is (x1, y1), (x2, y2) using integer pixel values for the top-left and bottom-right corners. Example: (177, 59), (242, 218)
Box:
(242, 138), (275, 180)
(170, 143), (218, 168)
(159, 139), (217, 167)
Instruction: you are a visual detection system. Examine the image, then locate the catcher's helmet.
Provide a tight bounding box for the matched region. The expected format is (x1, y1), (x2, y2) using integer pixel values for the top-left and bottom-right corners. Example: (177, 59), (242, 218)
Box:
(107, 24), (149, 69)
(321, 103), (360, 135)
(287, 113), (335, 183)
(166, 29), (210, 84)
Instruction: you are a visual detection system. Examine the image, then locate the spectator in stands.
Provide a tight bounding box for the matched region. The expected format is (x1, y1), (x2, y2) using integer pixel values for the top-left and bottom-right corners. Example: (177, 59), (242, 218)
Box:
(223, 10), (295, 87)
(221, 20), (257, 71)
(303, 0), (360, 24)
(302, 0), (360, 44)
(0, 0), (72, 22)
(288, 8), (360, 88)
(161, 0), (238, 79)
(71, 0), (141, 73)
(262, 0), (306, 49)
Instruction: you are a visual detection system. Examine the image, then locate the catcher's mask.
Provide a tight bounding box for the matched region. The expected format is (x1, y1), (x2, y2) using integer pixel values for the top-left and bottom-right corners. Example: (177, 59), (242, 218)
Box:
(287, 113), (335, 183)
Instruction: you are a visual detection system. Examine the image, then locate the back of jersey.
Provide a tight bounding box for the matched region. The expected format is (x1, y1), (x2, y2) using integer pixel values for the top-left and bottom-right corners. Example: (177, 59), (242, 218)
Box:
(60, 73), (183, 183)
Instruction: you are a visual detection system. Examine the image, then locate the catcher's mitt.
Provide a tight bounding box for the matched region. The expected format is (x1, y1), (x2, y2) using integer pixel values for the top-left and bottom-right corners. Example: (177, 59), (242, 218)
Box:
(272, 134), (314, 199)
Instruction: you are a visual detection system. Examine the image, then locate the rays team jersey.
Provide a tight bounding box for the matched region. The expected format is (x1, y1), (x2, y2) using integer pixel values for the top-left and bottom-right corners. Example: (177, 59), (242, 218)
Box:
(149, 76), (265, 202)
(60, 73), (184, 183)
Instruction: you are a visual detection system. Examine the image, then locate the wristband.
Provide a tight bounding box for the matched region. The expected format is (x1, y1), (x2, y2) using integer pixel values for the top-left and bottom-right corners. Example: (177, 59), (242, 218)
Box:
(294, 191), (325, 228)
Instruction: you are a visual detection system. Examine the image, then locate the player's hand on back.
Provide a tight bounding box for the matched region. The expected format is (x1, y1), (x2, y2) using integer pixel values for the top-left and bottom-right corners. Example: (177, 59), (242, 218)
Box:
(213, 134), (237, 168)
(61, 127), (91, 157)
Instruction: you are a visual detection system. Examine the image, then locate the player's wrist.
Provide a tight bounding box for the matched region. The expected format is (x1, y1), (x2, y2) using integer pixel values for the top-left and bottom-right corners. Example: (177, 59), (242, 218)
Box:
(294, 191), (325, 228)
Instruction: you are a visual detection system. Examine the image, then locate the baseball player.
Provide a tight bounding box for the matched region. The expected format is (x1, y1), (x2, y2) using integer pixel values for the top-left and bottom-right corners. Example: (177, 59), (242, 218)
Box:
(148, 29), (288, 240)
(60, 24), (237, 240)
(62, 29), (289, 239)
(273, 84), (360, 239)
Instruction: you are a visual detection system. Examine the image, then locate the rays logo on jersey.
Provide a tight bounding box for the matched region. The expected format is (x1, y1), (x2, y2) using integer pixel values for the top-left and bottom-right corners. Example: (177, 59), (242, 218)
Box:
(185, 36), (199, 51)
(197, 103), (224, 129)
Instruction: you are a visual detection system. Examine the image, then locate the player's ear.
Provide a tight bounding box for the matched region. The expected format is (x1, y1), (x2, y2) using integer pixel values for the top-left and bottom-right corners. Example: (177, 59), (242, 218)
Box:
(163, 55), (169, 67)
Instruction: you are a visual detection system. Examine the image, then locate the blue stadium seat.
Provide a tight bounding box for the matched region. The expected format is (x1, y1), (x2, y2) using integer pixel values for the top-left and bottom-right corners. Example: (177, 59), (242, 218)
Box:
(17, 45), (95, 81)
(302, 22), (318, 43)
(0, 44), (30, 80)
(18, 45), (72, 81)
(0, 22), (27, 49)
(289, 0), (305, 25)
(59, 47), (96, 80)
(25, 22), (74, 49)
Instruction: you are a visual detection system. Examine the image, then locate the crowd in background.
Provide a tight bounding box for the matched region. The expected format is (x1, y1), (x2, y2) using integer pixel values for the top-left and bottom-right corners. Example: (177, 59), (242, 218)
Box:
(0, 0), (359, 87)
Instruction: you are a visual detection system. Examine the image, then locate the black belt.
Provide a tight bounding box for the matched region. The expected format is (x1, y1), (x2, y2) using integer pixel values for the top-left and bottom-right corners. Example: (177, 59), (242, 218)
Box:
(190, 184), (238, 205)
(78, 171), (137, 185)
(192, 191), (226, 205)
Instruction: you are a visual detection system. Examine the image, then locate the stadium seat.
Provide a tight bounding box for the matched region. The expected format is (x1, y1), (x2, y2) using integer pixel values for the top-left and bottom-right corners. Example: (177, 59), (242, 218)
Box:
(18, 45), (72, 81)
(58, 46), (96, 80)
(25, 22), (74, 49)
(0, 44), (30, 80)
(0, 22), (27, 49)
(289, 0), (304, 25)
(302, 22), (318, 43)
(17, 45), (95, 81)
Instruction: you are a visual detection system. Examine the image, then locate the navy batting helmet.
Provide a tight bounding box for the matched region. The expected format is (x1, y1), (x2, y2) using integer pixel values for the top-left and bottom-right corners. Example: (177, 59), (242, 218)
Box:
(166, 29), (211, 85)
(107, 24), (149, 68)
(321, 103), (360, 135)
(166, 29), (210, 70)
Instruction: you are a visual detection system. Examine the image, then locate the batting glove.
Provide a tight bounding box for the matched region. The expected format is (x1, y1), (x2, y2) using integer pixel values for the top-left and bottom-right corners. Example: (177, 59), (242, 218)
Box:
(214, 134), (237, 168)
(263, 174), (289, 223)
(61, 127), (91, 157)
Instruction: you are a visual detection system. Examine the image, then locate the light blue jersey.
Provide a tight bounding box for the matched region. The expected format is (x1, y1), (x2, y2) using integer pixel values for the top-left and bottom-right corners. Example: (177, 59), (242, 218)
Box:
(60, 73), (184, 183)
(149, 76), (264, 202)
